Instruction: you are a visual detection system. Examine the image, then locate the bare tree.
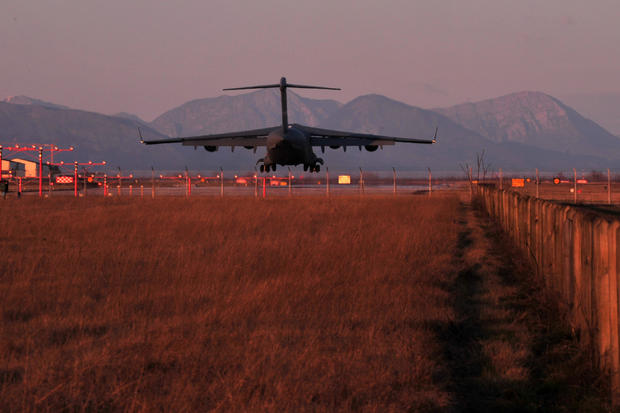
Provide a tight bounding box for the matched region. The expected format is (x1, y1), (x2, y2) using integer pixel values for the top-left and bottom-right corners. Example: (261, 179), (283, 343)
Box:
(461, 150), (491, 195)
(476, 150), (491, 183)
(460, 162), (474, 195)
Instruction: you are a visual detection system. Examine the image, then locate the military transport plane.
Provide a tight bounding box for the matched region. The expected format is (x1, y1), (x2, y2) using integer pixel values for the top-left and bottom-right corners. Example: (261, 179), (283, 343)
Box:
(140, 77), (437, 173)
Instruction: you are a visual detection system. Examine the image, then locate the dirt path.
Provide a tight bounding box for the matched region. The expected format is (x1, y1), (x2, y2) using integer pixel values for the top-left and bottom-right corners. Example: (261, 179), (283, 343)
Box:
(437, 201), (609, 412)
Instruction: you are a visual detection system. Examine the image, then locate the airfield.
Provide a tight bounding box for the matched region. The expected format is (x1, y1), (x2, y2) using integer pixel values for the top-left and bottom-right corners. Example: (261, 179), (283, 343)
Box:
(0, 186), (613, 411)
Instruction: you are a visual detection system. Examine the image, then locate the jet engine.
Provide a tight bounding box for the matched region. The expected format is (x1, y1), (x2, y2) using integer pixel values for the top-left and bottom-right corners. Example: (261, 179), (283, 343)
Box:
(204, 146), (217, 152)
(364, 145), (378, 152)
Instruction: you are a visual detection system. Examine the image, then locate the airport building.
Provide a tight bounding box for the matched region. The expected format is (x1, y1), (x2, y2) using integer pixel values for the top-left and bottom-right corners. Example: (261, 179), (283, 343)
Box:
(8, 158), (49, 178)
(0, 159), (26, 178)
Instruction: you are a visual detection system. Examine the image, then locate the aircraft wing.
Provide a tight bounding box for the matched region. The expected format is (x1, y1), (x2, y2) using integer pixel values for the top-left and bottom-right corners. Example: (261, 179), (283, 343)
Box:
(294, 124), (437, 146)
(140, 126), (277, 147)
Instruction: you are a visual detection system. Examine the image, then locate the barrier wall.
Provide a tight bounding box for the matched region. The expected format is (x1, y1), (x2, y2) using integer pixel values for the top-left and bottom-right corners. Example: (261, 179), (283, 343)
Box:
(479, 186), (620, 398)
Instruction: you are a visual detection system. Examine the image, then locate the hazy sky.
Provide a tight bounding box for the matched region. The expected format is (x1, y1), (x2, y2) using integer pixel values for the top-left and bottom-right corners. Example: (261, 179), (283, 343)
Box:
(1, 0), (619, 120)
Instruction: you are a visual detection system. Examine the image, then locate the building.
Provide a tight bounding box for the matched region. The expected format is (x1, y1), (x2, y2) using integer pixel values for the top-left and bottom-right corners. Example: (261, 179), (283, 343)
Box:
(0, 160), (26, 178)
(7, 158), (52, 178)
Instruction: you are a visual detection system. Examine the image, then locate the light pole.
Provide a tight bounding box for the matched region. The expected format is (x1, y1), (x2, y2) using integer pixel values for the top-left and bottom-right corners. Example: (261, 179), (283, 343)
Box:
(38, 147), (43, 197)
(74, 162), (79, 197)
(608, 168), (612, 205)
(359, 167), (364, 195)
(185, 166), (189, 198)
(392, 167), (397, 195)
(254, 168), (258, 198)
(288, 167), (292, 197)
(573, 168), (577, 203)
(220, 167), (224, 198)
(428, 167), (432, 196)
(499, 168), (503, 190)
(326, 167), (330, 197)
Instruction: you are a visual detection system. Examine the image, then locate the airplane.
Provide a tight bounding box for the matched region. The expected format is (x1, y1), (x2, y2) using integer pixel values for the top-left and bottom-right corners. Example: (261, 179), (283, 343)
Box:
(140, 77), (437, 173)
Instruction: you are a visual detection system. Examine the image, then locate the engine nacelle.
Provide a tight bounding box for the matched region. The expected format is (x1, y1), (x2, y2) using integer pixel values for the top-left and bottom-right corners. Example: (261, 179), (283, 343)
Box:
(204, 146), (218, 152)
(329, 145), (340, 149)
(365, 145), (378, 152)
(244, 146), (254, 150)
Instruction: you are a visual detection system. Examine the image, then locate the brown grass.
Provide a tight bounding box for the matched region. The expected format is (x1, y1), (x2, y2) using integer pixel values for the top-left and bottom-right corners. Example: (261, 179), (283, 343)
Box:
(0, 195), (462, 411)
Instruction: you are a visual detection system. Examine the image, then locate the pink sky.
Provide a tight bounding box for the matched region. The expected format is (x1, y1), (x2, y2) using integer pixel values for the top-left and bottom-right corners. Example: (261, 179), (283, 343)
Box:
(1, 0), (619, 121)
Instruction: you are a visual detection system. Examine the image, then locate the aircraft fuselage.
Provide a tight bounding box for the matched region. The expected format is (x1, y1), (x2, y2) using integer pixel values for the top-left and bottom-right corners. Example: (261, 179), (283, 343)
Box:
(261, 127), (322, 172)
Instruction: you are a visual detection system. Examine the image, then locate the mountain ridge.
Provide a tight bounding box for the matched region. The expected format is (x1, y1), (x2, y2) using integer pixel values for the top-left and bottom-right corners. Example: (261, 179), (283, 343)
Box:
(434, 91), (620, 159)
(151, 89), (342, 137)
(2, 90), (619, 171)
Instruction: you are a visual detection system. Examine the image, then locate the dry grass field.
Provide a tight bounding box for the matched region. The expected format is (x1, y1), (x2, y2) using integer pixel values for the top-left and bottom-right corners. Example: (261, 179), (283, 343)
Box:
(0, 195), (609, 411)
(1, 195), (463, 411)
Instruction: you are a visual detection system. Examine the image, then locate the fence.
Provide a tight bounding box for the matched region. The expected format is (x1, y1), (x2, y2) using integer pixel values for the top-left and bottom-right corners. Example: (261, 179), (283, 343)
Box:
(478, 185), (620, 401)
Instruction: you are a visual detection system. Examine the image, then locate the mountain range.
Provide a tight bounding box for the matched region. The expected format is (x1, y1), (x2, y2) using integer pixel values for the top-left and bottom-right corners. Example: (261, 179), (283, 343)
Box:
(1, 90), (618, 172)
(435, 92), (620, 160)
(558, 92), (620, 137)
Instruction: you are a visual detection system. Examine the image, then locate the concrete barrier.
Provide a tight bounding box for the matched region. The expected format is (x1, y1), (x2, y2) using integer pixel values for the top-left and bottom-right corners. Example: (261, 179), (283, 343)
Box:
(479, 186), (620, 402)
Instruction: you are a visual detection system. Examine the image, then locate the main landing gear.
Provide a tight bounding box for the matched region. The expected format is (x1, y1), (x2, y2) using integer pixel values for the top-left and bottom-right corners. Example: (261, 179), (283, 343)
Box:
(257, 158), (324, 173)
(303, 158), (324, 173)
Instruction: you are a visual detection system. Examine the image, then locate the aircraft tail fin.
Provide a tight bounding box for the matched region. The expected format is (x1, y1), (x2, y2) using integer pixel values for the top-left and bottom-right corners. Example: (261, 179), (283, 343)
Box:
(223, 78), (340, 133)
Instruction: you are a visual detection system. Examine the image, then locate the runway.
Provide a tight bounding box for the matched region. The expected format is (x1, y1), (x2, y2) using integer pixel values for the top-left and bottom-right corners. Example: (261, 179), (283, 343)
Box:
(12, 183), (453, 198)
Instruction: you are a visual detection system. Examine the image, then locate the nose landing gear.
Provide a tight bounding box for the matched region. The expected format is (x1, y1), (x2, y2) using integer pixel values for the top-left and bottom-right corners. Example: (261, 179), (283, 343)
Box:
(257, 159), (276, 173)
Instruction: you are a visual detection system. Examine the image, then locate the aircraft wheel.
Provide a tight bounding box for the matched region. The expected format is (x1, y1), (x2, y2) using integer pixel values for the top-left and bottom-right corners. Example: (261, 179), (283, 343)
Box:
(272, 164), (276, 172)
(303, 164), (308, 172)
(260, 165), (264, 173)
(315, 165), (320, 172)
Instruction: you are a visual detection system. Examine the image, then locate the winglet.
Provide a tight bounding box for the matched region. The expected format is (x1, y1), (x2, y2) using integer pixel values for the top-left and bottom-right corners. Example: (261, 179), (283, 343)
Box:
(137, 127), (144, 144)
(432, 127), (438, 143)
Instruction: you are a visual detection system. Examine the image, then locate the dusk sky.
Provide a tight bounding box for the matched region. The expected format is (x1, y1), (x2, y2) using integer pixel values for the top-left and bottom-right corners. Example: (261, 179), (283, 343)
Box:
(1, 0), (619, 121)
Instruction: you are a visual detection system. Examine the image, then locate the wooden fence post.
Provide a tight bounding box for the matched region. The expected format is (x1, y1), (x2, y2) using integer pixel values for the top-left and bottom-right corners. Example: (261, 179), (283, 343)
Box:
(610, 222), (620, 405)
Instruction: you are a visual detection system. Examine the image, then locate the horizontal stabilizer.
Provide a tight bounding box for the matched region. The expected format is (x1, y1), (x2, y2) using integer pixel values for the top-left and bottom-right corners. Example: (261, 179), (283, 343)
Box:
(224, 77), (340, 92)
(223, 84), (280, 91)
(287, 84), (340, 90)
